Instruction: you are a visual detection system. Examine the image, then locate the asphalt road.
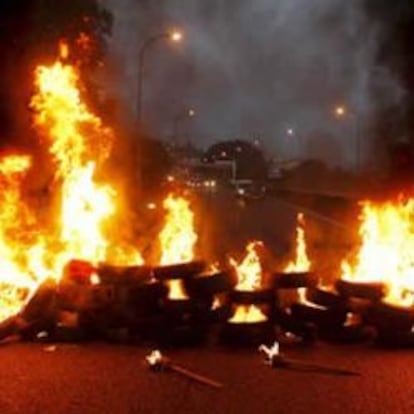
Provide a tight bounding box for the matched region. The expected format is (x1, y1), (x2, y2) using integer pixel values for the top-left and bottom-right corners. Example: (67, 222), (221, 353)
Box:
(0, 340), (413, 414)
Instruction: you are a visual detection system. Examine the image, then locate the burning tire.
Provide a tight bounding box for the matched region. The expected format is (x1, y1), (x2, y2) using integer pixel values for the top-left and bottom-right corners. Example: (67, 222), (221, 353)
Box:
(335, 279), (386, 301)
(184, 270), (236, 297)
(290, 302), (347, 331)
(305, 287), (346, 308)
(272, 271), (317, 289)
(365, 302), (414, 331)
(98, 264), (153, 284)
(63, 260), (96, 284)
(153, 260), (207, 280)
(209, 293), (232, 323)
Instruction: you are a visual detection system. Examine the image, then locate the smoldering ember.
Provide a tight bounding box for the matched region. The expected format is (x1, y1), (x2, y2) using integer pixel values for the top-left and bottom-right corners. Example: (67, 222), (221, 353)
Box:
(1, 1), (414, 414)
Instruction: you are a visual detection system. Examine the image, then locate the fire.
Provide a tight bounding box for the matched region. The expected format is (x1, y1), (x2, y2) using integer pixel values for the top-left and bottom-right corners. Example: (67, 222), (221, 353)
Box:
(0, 154), (46, 321)
(0, 41), (144, 322)
(285, 213), (311, 273)
(228, 241), (267, 323)
(341, 197), (414, 307)
(31, 41), (142, 269)
(160, 194), (197, 265)
(230, 241), (263, 292)
(59, 41), (69, 60)
(159, 194), (198, 300)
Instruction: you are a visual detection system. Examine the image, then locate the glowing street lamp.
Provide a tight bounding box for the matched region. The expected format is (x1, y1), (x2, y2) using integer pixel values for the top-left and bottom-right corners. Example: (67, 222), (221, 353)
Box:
(170, 31), (183, 42)
(136, 29), (183, 122)
(334, 105), (346, 117)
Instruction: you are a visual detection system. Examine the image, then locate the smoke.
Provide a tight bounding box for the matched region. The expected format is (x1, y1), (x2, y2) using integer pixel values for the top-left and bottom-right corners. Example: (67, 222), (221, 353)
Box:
(102, 0), (403, 169)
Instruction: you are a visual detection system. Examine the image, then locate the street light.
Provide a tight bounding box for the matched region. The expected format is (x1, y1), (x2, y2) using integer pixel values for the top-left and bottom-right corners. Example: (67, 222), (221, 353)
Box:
(333, 104), (361, 171)
(172, 108), (195, 145)
(285, 127), (301, 160)
(334, 105), (346, 117)
(136, 29), (183, 122)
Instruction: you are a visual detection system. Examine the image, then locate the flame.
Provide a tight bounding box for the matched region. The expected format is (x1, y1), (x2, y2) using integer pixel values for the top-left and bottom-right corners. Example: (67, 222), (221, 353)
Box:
(341, 197), (414, 307)
(59, 41), (69, 60)
(159, 194), (197, 265)
(159, 194), (197, 300)
(0, 155), (47, 321)
(228, 241), (267, 323)
(285, 213), (311, 273)
(31, 41), (142, 270)
(0, 41), (144, 322)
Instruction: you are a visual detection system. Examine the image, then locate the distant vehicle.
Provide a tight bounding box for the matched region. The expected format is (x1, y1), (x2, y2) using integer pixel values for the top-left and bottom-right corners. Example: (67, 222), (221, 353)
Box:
(186, 175), (217, 192)
(233, 179), (266, 200)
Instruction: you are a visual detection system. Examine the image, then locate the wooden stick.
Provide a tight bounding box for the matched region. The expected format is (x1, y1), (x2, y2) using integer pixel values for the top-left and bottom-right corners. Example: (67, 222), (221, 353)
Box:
(146, 350), (223, 388)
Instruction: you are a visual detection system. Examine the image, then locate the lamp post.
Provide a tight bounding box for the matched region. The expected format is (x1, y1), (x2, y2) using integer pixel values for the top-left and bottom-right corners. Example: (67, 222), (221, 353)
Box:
(172, 108), (195, 145)
(136, 30), (182, 122)
(286, 127), (301, 160)
(334, 105), (361, 171)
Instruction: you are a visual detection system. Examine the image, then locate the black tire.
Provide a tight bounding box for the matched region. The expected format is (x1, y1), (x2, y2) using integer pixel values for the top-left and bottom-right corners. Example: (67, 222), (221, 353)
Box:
(305, 287), (346, 308)
(364, 302), (414, 332)
(290, 302), (347, 330)
(220, 320), (274, 347)
(335, 279), (386, 301)
(229, 289), (275, 305)
(98, 264), (153, 284)
(153, 260), (207, 280)
(184, 270), (236, 296)
(375, 328), (414, 348)
(272, 272), (317, 289)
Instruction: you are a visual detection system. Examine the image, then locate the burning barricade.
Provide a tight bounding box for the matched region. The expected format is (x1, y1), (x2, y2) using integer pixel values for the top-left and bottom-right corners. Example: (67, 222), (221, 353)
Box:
(2, 39), (414, 353)
(339, 197), (414, 346)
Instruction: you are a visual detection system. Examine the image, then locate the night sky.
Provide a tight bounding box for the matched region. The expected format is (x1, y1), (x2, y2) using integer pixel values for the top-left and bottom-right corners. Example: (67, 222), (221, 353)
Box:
(103, 0), (403, 168)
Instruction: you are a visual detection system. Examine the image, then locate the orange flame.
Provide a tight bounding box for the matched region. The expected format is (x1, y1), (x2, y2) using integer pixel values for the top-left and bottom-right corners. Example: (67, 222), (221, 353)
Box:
(0, 41), (145, 322)
(160, 194), (197, 265)
(230, 241), (263, 292)
(341, 197), (414, 307)
(0, 155), (48, 321)
(228, 241), (267, 323)
(31, 41), (142, 270)
(59, 41), (69, 60)
(285, 213), (311, 273)
(159, 194), (197, 300)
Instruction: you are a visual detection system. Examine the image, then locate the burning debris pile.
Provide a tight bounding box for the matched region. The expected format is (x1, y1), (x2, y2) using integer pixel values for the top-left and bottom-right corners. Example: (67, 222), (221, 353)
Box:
(2, 42), (414, 350)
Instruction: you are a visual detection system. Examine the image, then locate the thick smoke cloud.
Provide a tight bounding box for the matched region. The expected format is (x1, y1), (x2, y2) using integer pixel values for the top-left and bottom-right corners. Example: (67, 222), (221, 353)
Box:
(102, 0), (402, 169)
